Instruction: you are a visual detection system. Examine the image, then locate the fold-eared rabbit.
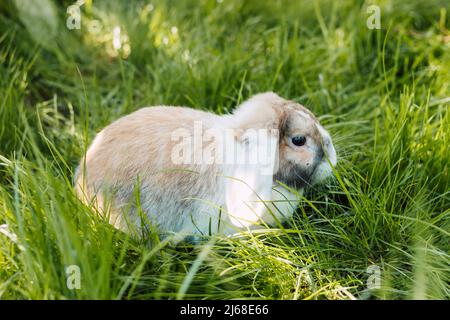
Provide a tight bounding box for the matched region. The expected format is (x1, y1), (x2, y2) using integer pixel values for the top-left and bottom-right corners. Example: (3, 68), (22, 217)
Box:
(75, 92), (337, 239)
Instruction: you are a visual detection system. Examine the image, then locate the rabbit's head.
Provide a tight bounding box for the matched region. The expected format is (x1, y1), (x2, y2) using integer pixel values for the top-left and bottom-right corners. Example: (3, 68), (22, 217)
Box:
(230, 92), (337, 190)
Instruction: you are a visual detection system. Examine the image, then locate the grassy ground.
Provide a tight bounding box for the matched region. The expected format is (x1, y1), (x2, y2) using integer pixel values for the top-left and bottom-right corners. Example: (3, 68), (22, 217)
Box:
(0, 0), (449, 299)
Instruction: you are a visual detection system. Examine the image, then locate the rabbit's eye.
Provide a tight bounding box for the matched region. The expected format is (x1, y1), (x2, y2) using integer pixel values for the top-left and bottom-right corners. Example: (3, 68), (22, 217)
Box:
(292, 136), (306, 146)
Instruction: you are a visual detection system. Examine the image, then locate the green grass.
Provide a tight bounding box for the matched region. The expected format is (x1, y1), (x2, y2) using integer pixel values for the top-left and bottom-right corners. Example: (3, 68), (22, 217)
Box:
(0, 0), (449, 299)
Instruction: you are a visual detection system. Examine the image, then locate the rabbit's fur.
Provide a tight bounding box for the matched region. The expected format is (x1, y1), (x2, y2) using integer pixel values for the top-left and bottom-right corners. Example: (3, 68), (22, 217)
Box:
(75, 92), (337, 239)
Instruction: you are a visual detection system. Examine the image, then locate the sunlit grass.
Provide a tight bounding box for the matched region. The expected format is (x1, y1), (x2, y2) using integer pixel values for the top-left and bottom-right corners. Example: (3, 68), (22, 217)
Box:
(0, 0), (448, 299)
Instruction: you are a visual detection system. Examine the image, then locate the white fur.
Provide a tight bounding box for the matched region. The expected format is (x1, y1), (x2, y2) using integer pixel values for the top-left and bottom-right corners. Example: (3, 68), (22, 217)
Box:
(75, 92), (337, 239)
(311, 124), (337, 184)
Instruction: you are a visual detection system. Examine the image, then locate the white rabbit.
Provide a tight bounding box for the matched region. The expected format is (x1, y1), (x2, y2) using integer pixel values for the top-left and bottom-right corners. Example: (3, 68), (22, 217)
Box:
(75, 92), (337, 239)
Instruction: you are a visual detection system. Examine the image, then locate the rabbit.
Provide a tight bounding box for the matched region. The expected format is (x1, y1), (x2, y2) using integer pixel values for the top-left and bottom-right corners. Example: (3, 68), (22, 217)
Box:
(75, 92), (337, 240)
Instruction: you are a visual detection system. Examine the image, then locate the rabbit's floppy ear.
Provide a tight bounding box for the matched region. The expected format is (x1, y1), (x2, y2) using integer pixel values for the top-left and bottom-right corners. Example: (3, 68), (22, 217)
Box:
(224, 92), (286, 228)
(224, 129), (279, 228)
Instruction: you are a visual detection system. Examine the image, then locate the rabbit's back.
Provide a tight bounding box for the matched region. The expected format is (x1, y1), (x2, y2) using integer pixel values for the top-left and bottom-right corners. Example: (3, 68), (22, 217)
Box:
(76, 106), (228, 237)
